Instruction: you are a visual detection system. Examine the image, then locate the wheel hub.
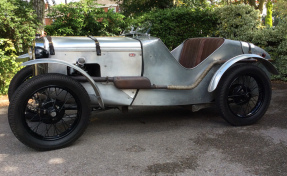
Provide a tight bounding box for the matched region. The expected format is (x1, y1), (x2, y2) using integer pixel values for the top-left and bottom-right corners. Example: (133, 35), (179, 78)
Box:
(41, 101), (65, 124)
(230, 84), (252, 105)
(50, 111), (57, 117)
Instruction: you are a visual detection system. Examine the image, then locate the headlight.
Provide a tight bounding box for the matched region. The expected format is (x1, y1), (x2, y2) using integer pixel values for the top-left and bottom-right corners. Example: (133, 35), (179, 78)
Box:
(34, 46), (49, 59)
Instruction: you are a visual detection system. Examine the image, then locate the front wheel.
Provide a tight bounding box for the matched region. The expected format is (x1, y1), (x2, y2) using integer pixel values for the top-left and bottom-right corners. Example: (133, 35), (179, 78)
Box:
(8, 65), (33, 101)
(8, 74), (91, 150)
(216, 64), (271, 126)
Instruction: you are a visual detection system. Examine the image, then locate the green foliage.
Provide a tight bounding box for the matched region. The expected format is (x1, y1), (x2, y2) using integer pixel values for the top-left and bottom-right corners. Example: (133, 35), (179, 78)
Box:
(0, 39), (21, 95)
(0, 0), (38, 54)
(213, 4), (261, 40)
(270, 19), (287, 80)
(265, 0), (273, 27)
(275, 43), (287, 81)
(0, 0), (37, 95)
(175, 0), (208, 8)
(115, 0), (174, 17)
(273, 0), (287, 26)
(132, 7), (217, 50)
(273, 0), (287, 17)
(45, 2), (126, 36)
(243, 18), (287, 80)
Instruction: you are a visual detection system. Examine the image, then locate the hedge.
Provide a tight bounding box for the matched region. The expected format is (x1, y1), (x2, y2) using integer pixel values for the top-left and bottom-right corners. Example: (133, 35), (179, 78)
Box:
(132, 7), (218, 50)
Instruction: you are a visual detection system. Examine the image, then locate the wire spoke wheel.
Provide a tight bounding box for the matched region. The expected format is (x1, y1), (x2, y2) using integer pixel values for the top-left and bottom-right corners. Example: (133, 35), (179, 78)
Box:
(8, 74), (91, 150)
(227, 75), (262, 118)
(24, 86), (80, 140)
(216, 64), (271, 126)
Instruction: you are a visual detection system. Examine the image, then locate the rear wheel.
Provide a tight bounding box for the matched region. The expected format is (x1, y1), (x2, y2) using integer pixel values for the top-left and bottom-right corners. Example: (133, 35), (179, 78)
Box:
(8, 74), (91, 150)
(216, 64), (271, 126)
(8, 65), (33, 101)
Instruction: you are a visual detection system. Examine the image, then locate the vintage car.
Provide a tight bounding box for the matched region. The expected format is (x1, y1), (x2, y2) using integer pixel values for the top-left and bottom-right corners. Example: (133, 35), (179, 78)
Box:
(8, 28), (278, 150)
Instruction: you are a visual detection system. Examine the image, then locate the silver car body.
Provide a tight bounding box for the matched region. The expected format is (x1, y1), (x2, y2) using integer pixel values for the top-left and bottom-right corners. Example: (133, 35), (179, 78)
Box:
(20, 35), (277, 109)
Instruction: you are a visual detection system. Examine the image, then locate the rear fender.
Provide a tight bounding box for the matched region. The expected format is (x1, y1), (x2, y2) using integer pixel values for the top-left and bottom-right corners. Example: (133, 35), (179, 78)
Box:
(22, 59), (105, 109)
(208, 54), (278, 92)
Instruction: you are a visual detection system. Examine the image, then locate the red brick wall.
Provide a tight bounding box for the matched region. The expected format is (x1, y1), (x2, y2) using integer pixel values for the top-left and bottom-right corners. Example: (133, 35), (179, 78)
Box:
(45, 18), (53, 25)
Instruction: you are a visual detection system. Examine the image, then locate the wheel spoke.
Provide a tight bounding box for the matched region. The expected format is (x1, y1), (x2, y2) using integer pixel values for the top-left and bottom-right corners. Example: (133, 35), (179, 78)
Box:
(55, 88), (64, 97)
(31, 121), (43, 134)
(29, 114), (40, 122)
(60, 118), (69, 131)
(53, 124), (60, 136)
(59, 92), (73, 112)
(45, 124), (53, 137)
(228, 94), (244, 98)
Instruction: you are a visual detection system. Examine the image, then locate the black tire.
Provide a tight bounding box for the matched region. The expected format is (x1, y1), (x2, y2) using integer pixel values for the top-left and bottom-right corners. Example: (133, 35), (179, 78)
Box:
(8, 74), (91, 150)
(216, 64), (271, 126)
(8, 65), (33, 101)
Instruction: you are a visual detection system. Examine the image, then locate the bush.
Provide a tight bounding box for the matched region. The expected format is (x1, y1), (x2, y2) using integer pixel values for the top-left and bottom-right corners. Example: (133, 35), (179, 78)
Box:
(133, 7), (217, 50)
(246, 19), (287, 80)
(0, 0), (38, 54)
(118, 0), (174, 17)
(45, 2), (127, 36)
(272, 19), (287, 80)
(213, 4), (261, 41)
(0, 39), (21, 95)
(0, 0), (37, 95)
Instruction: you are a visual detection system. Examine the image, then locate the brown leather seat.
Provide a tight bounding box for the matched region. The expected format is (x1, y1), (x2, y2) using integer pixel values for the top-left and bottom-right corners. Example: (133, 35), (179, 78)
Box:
(179, 38), (224, 68)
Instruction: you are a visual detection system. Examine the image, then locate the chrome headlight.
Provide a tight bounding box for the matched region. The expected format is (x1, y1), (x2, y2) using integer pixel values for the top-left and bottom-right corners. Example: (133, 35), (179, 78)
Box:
(34, 46), (49, 59)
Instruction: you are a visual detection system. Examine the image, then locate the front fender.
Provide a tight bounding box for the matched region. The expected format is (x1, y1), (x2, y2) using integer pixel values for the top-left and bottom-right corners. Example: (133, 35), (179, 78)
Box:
(208, 54), (278, 92)
(22, 59), (105, 109)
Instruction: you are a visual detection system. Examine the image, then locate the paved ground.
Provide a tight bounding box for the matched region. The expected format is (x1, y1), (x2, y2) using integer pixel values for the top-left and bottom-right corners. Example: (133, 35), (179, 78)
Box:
(0, 83), (286, 176)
